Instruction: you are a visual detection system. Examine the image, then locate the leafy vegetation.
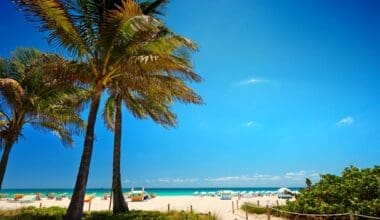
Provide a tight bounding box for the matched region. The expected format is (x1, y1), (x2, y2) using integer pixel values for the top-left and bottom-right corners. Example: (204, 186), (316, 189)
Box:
(285, 166), (380, 217)
(14, 0), (202, 218)
(241, 204), (286, 218)
(0, 48), (86, 189)
(102, 0), (202, 214)
(240, 204), (267, 215)
(242, 166), (380, 218)
(0, 207), (216, 220)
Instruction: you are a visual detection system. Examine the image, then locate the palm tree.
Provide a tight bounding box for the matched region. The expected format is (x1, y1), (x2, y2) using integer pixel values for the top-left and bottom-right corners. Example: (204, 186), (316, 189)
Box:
(104, 73), (202, 213)
(0, 48), (85, 189)
(15, 1), (201, 219)
(101, 0), (202, 213)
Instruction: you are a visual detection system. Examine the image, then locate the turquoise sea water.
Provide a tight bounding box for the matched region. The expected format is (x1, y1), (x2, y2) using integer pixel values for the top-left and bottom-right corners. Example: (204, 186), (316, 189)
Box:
(0, 187), (302, 197)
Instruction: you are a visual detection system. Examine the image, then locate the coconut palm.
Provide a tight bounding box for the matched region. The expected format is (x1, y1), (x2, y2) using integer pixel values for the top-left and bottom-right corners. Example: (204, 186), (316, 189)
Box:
(100, 0), (201, 213)
(0, 48), (85, 189)
(104, 73), (202, 212)
(15, 1), (201, 219)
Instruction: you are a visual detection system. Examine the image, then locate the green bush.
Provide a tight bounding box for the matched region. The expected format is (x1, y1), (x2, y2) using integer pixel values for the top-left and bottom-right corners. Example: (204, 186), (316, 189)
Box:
(240, 204), (267, 214)
(0, 207), (217, 220)
(241, 203), (288, 218)
(284, 165), (380, 217)
(0, 206), (66, 220)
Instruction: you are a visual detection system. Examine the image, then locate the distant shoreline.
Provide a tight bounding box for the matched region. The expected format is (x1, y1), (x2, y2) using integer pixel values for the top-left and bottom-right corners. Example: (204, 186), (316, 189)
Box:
(0, 187), (303, 197)
(1, 186), (304, 190)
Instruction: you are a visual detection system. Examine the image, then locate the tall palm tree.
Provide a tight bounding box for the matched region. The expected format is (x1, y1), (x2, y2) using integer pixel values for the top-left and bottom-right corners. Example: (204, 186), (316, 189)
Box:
(0, 48), (85, 189)
(15, 1), (200, 219)
(104, 73), (202, 213)
(101, 0), (202, 213)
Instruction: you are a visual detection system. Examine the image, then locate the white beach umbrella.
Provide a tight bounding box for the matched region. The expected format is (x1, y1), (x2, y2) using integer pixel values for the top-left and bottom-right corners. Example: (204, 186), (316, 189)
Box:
(278, 187), (291, 193)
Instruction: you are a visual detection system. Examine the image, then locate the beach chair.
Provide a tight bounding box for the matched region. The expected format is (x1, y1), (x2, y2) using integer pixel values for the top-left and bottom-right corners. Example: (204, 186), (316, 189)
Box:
(47, 193), (55, 199)
(84, 193), (96, 203)
(56, 193), (68, 200)
(36, 193), (42, 201)
(13, 194), (24, 201)
(19, 195), (36, 203)
(131, 193), (144, 202)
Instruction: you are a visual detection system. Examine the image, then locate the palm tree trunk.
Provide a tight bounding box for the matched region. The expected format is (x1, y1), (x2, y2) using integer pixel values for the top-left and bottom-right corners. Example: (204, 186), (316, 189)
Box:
(0, 139), (15, 190)
(65, 87), (103, 220)
(112, 96), (128, 213)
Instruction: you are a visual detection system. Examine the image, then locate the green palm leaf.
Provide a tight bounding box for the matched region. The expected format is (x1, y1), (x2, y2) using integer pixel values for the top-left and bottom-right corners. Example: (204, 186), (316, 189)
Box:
(16, 0), (90, 56)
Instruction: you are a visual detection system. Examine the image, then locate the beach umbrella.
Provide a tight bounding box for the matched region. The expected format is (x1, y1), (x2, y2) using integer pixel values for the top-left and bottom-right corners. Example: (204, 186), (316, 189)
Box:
(278, 187), (291, 193)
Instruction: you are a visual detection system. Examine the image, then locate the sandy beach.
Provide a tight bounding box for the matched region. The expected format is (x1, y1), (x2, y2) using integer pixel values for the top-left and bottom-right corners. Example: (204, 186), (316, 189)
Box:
(0, 195), (288, 219)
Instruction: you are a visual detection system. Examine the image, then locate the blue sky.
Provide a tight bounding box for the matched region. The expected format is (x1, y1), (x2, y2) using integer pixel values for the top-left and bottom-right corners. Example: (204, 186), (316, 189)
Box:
(0, 0), (379, 188)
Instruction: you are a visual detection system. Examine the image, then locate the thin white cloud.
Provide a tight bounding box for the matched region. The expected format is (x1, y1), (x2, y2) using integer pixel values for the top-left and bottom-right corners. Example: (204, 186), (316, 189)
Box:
(157, 178), (171, 183)
(172, 178), (198, 183)
(309, 173), (320, 180)
(205, 174), (281, 182)
(337, 116), (354, 126)
(284, 171), (322, 182)
(253, 174), (281, 181)
(149, 178), (199, 184)
(237, 78), (271, 86)
(205, 176), (254, 182)
(284, 171), (306, 180)
(309, 173), (319, 177)
(244, 121), (256, 127)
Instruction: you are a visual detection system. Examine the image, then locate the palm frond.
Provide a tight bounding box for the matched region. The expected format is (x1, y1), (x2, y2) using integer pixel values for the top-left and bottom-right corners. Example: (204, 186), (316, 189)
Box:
(102, 96), (116, 131)
(0, 78), (24, 105)
(126, 54), (201, 82)
(140, 34), (197, 54)
(0, 48), (86, 149)
(123, 92), (147, 119)
(15, 0), (90, 56)
(100, 0), (163, 75)
(139, 0), (169, 16)
(30, 120), (74, 146)
(10, 48), (42, 76)
(69, 0), (101, 51)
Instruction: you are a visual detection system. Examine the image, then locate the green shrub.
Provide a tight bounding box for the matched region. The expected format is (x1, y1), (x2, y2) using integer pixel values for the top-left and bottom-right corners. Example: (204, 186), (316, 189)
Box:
(0, 206), (66, 220)
(241, 204), (267, 214)
(241, 203), (288, 218)
(284, 165), (380, 217)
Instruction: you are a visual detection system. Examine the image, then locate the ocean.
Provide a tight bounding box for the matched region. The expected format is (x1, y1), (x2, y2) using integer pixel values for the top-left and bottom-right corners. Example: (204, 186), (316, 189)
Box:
(0, 187), (302, 197)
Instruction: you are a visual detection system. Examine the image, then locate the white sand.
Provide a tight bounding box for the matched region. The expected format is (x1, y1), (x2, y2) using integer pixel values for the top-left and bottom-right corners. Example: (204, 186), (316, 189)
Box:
(0, 195), (289, 220)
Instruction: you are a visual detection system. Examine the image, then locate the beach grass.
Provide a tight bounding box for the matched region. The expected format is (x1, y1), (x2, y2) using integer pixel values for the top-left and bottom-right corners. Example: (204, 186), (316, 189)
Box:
(241, 203), (288, 218)
(240, 203), (267, 215)
(0, 206), (217, 220)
